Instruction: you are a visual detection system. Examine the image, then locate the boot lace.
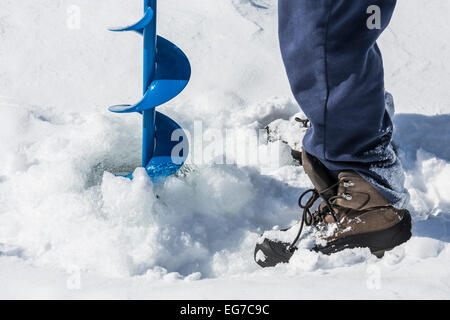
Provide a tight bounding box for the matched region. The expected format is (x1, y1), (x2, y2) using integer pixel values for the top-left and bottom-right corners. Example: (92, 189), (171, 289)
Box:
(288, 179), (354, 251)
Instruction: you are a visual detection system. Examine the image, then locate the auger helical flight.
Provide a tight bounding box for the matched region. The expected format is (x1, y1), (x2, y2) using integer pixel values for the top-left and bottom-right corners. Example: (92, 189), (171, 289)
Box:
(108, 0), (190, 180)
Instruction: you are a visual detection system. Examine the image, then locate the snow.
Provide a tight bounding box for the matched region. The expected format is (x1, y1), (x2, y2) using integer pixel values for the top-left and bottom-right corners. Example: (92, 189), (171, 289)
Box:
(0, 0), (449, 299)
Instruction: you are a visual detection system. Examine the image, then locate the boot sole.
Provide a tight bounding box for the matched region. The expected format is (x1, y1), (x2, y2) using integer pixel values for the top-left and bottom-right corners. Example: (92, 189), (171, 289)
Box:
(315, 211), (412, 257)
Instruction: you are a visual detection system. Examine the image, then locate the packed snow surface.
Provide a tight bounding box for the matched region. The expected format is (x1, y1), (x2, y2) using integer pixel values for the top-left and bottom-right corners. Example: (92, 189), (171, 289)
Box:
(0, 0), (449, 299)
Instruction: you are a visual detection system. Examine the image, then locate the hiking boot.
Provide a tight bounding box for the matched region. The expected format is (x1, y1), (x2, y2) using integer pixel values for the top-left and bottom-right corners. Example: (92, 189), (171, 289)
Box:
(313, 171), (412, 257)
(254, 149), (412, 267)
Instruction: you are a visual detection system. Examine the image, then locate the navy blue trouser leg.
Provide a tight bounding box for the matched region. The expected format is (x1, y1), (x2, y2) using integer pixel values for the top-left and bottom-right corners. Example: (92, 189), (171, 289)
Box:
(279, 0), (408, 207)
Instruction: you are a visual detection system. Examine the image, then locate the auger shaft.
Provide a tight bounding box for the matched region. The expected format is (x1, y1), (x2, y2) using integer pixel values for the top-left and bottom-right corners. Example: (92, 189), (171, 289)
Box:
(142, 0), (157, 167)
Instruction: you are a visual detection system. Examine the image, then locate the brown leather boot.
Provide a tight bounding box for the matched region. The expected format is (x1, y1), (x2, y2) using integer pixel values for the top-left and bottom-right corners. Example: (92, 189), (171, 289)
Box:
(300, 150), (412, 257)
(314, 171), (411, 257)
(254, 149), (412, 268)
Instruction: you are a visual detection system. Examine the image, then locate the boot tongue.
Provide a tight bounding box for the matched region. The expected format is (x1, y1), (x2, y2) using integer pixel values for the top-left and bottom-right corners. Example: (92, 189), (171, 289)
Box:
(335, 172), (390, 210)
(318, 201), (340, 223)
(301, 149), (338, 201)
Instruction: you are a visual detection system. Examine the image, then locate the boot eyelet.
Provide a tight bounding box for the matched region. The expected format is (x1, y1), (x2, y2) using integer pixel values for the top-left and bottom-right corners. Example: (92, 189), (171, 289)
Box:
(342, 193), (353, 201)
(343, 181), (354, 188)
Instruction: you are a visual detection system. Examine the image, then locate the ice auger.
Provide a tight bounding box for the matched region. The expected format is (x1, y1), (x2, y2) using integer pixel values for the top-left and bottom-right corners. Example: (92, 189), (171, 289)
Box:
(108, 0), (190, 180)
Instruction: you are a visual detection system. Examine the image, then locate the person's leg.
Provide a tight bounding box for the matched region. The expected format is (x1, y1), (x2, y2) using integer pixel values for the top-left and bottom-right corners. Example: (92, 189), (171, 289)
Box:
(278, 0), (408, 207)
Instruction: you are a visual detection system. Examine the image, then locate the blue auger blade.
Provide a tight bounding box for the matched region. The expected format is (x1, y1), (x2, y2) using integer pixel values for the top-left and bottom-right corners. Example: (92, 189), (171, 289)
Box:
(108, 7), (153, 33)
(109, 36), (191, 114)
(107, 0), (190, 181)
(144, 111), (189, 181)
